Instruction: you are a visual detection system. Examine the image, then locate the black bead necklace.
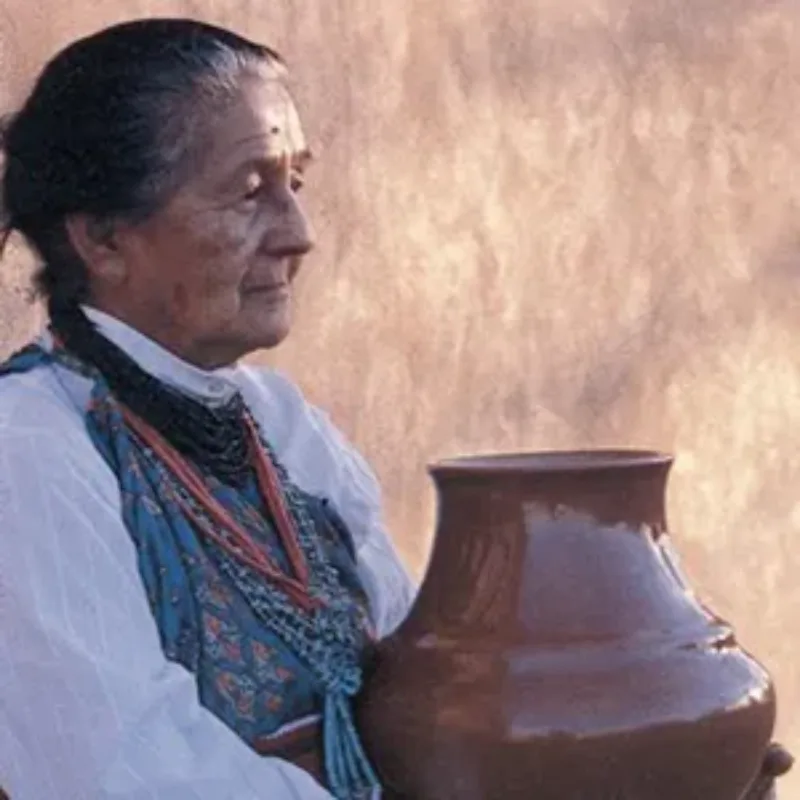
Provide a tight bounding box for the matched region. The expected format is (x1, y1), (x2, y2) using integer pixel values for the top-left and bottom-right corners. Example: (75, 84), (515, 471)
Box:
(50, 305), (253, 485)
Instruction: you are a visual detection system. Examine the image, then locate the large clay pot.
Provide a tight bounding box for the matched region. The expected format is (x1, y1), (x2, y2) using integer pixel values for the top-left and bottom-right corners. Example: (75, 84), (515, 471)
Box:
(357, 450), (776, 799)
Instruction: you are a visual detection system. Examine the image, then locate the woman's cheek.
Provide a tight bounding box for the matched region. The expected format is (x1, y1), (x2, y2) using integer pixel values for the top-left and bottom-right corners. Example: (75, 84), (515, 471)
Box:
(202, 273), (245, 322)
(169, 280), (193, 319)
(166, 271), (235, 330)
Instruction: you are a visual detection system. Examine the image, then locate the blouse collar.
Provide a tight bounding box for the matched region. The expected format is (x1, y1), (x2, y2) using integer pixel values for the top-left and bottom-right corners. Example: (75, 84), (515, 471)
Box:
(75, 306), (241, 407)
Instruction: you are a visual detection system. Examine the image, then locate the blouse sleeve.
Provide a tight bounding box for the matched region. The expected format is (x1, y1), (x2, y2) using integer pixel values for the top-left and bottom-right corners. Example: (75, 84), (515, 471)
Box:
(302, 401), (418, 638)
(238, 367), (418, 639)
(0, 426), (333, 800)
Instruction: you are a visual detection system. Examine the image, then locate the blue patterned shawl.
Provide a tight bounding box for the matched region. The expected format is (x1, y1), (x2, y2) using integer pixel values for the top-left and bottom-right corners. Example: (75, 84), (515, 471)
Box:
(1, 343), (380, 799)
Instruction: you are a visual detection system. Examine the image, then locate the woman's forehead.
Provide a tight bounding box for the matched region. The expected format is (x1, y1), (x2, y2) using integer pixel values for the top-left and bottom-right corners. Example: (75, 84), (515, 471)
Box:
(207, 76), (308, 164)
(255, 80), (307, 157)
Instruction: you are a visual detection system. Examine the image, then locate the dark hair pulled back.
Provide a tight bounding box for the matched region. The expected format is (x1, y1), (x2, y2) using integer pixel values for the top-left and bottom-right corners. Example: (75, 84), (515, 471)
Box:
(0, 18), (283, 322)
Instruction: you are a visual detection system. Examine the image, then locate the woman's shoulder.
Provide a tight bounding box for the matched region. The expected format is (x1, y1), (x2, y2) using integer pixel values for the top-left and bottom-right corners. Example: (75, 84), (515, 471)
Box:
(232, 363), (343, 449)
(0, 350), (85, 432)
(233, 363), (309, 412)
(233, 364), (383, 519)
(0, 350), (106, 477)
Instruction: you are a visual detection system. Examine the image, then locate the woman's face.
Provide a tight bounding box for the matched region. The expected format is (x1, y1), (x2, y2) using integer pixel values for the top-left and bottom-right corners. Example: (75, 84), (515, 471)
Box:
(88, 72), (314, 368)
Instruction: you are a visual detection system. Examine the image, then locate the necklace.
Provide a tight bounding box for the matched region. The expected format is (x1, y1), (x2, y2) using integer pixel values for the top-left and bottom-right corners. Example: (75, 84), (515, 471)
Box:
(122, 405), (318, 610)
(50, 305), (252, 484)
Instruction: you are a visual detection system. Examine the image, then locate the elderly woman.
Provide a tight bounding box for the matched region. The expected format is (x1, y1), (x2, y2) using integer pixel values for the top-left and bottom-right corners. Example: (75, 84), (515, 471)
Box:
(0, 18), (413, 800)
(0, 17), (792, 800)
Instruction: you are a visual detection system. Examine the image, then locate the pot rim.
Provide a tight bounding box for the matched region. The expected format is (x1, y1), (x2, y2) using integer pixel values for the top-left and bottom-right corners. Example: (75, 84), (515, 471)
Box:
(430, 448), (674, 475)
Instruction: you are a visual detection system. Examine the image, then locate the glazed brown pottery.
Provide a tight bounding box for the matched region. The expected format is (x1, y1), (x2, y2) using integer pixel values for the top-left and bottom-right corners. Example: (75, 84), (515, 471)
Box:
(357, 450), (776, 799)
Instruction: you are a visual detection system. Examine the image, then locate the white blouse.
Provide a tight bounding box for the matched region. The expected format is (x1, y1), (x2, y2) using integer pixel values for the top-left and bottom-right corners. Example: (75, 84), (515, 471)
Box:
(0, 308), (416, 799)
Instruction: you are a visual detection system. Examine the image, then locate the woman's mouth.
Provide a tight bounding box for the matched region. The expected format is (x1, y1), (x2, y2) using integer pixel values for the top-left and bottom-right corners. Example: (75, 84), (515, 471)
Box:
(244, 282), (290, 299)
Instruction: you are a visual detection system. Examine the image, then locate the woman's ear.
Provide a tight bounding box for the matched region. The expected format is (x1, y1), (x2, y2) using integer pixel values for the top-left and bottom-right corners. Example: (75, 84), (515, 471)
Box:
(64, 214), (127, 284)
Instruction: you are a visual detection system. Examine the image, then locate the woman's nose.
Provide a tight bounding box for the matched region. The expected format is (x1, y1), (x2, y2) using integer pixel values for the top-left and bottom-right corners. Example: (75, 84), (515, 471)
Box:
(266, 192), (315, 258)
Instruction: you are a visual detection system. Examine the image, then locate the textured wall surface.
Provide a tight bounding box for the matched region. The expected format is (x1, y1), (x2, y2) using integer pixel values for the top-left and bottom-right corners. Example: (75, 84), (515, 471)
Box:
(1, 0), (798, 795)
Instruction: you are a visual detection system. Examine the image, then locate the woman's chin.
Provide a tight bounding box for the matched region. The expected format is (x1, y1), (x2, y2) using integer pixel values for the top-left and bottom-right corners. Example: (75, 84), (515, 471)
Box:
(211, 298), (293, 360)
(247, 307), (293, 351)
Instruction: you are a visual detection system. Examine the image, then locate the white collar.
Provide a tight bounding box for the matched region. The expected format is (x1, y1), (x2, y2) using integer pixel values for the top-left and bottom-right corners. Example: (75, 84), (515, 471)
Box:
(69, 306), (241, 407)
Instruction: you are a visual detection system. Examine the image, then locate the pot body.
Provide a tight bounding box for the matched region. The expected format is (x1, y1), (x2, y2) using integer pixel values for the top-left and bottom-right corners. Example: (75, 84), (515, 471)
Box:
(357, 451), (775, 800)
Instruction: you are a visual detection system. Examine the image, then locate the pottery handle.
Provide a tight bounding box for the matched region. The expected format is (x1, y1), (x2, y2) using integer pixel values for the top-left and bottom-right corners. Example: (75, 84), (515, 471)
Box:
(741, 743), (793, 800)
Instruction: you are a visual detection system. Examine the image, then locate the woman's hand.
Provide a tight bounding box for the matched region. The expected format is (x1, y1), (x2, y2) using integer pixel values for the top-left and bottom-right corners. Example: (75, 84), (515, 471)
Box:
(742, 743), (793, 799)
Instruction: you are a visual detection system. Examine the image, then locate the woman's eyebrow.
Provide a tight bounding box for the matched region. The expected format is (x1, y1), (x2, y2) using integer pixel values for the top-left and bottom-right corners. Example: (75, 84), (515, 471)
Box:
(292, 147), (314, 170)
(213, 145), (314, 193)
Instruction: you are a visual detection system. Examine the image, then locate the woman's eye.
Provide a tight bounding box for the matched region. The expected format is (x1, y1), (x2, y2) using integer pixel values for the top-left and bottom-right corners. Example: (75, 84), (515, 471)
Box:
(243, 175), (263, 201)
(290, 172), (305, 193)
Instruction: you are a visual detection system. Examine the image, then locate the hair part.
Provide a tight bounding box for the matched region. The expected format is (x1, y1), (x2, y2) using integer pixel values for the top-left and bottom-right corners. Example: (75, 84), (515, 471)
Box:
(0, 18), (285, 317)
